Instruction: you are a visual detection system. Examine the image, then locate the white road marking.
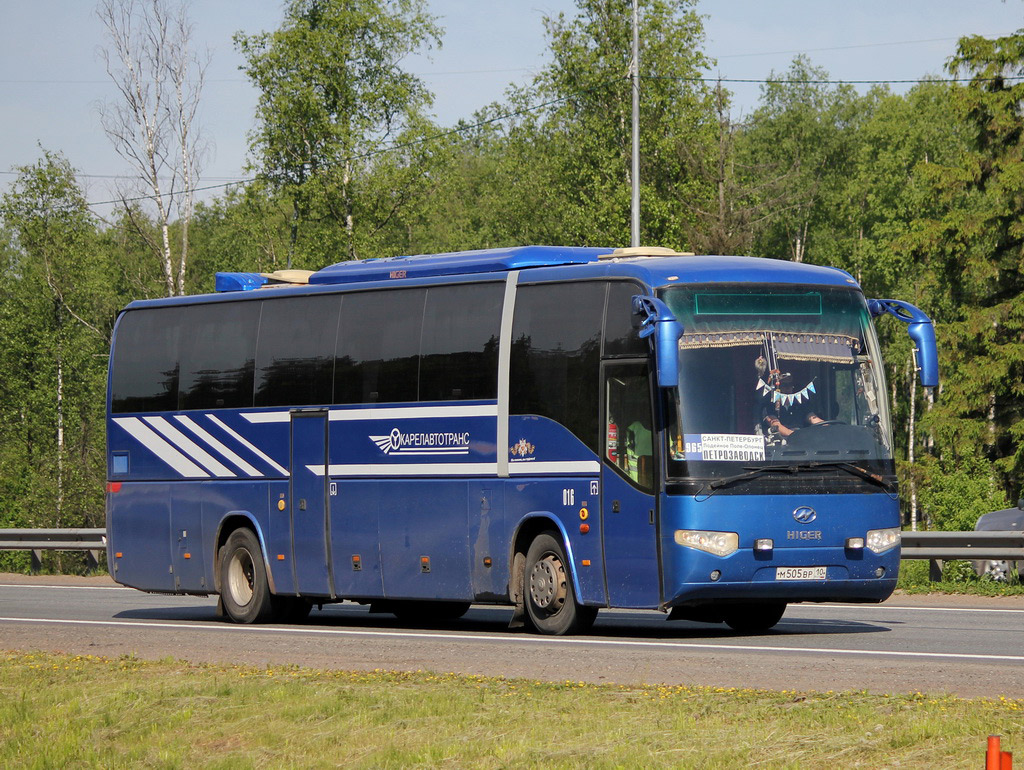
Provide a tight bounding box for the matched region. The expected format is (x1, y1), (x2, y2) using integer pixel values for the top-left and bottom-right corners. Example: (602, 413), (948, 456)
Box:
(1, 615), (1023, 664)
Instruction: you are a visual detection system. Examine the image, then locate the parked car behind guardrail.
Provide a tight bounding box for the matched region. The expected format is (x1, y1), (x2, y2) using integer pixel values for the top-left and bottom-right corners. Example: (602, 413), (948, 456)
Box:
(974, 500), (1023, 581)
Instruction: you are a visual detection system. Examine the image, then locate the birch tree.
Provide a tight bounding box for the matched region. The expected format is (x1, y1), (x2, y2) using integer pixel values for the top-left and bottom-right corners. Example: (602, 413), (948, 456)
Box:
(97, 0), (209, 296)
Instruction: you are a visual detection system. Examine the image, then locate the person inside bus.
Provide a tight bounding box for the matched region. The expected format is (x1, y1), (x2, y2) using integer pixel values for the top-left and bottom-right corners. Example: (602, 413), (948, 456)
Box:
(762, 373), (823, 437)
(626, 418), (652, 486)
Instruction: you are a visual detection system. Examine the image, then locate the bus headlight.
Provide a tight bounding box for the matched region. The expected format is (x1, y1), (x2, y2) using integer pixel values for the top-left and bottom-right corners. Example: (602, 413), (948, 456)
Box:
(674, 530), (739, 557)
(865, 527), (901, 554)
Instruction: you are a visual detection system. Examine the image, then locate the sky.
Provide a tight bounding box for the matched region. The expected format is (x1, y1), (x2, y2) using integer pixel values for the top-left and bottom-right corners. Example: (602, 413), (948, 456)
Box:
(1, 0), (1022, 216)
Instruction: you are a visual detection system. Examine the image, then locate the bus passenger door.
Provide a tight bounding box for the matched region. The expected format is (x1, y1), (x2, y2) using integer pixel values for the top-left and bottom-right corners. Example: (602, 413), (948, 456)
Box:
(601, 362), (660, 608)
(289, 410), (334, 597)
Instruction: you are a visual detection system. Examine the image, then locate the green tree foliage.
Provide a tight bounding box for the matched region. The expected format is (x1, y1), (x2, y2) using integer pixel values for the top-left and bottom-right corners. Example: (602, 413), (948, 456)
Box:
(235, 0), (442, 263)
(899, 32), (1024, 494)
(0, 153), (117, 568)
(524, 0), (715, 246)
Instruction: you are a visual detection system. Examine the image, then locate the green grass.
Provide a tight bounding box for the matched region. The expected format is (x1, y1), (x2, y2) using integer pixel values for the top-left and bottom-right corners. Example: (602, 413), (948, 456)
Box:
(1, 652), (1022, 768)
(897, 559), (1024, 595)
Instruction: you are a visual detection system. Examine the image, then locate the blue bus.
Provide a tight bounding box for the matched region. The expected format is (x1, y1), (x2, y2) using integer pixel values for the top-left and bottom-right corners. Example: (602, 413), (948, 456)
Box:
(105, 246), (938, 634)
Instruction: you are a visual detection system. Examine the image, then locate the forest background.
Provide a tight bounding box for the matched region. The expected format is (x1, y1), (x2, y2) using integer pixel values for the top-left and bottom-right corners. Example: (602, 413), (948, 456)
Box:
(2, 0), (1023, 569)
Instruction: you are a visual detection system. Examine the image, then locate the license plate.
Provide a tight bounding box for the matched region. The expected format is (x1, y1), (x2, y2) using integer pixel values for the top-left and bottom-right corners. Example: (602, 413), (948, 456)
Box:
(775, 566), (827, 581)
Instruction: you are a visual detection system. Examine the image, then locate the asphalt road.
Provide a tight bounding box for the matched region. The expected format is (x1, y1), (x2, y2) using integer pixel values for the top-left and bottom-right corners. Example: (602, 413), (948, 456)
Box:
(1, 574), (1022, 698)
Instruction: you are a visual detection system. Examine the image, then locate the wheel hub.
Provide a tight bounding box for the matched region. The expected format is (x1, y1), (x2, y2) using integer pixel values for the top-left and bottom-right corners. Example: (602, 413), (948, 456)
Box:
(529, 555), (567, 611)
(227, 549), (255, 606)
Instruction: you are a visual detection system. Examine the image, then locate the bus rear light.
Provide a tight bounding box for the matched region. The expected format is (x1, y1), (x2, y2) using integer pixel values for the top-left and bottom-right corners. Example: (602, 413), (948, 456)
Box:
(106, 482), (122, 493)
(674, 529), (739, 557)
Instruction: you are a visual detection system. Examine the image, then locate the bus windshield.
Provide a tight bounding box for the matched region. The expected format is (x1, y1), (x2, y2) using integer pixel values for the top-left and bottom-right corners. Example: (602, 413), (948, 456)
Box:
(660, 284), (893, 479)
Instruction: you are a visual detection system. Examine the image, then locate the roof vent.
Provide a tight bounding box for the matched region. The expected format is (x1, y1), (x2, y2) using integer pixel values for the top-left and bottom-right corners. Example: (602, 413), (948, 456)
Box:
(598, 246), (695, 260)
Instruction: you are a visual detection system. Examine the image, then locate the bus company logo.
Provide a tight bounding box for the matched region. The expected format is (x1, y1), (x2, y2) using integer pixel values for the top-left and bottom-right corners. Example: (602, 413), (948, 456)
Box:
(370, 427), (471, 456)
(792, 506), (817, 524)
(509, 438), (536, 459)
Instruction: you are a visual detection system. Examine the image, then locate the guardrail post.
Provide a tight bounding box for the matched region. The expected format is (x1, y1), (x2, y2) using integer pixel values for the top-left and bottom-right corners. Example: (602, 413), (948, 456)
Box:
(929, 558), (943, 582)
(30, 549), (43, 574)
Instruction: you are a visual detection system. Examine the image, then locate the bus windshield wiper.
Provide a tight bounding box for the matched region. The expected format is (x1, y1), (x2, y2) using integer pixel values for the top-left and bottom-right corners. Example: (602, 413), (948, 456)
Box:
(701, 461), (896, 496)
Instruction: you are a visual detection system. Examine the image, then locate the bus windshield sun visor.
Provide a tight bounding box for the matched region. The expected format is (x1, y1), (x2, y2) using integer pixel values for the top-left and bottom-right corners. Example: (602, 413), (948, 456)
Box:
(867, 299), (939, 388)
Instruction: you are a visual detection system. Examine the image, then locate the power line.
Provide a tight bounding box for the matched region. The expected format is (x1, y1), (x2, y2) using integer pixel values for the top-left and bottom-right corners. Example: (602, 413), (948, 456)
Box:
(80, 82), (615, 209)
(50, 70), (1024, 210)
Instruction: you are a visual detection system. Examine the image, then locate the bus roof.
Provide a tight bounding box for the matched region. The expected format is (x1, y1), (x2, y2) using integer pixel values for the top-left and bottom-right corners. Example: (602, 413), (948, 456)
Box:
(211, 246), (860, 296)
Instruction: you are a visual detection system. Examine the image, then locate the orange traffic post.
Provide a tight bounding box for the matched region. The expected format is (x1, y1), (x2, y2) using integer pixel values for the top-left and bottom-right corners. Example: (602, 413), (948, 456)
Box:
(1001, 750), (1012, 770)
(989, 736), (1003, 770)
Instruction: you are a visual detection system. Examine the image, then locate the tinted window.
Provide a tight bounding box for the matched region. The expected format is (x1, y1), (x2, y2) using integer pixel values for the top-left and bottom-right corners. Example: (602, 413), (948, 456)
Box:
(335, 288), (426, 404)
(110, 306), (183, 413)
(254, 294), (341, 407)
(419, 283), (503, 401)
(603, 281), (647, 357)
(510, 282), (605, 452)
(178, 301), (260, 410)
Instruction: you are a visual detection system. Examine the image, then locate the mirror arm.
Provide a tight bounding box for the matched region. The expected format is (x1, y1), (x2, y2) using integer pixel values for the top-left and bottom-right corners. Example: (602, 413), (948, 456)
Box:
(867, 299), (939, 388)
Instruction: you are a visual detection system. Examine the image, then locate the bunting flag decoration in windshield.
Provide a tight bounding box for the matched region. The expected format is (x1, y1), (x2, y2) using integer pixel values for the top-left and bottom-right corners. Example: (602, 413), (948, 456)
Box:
(756, 377), (816, 406)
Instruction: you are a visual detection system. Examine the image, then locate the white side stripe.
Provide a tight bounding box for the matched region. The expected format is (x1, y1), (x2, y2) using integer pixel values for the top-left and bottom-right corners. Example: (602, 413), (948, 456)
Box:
(205, 414), (289, 476)
(174, 415), (263, 477)
(240, 404), (498, 424)
(142, 417), (236, 478)
(509, 461), (601, 475)
(112, 417), (209, 478)
(302, 460), (599, 477)
(307, 463), (499, 477)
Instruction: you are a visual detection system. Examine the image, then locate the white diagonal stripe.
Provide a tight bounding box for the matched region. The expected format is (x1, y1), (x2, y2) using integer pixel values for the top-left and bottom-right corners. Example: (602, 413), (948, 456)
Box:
(143, 417), (236, 478)
(112, 417), (209, 478)
(174, 415), (263, 477)
(206, 414), (289, 476)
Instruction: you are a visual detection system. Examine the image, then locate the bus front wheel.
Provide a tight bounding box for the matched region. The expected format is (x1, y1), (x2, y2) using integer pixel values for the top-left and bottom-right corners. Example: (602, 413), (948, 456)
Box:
(219, 528), (274, 624)
(524, 532), (597, 636)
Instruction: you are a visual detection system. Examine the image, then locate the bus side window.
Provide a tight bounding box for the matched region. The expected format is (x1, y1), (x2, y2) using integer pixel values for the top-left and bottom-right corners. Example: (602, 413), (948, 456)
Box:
(178, 301), (260, 410)
(254, 294), (340, 407)
(603, 281), (647, 357)
(419, 283), (503, 401)
(509, 282), (605, 453)
(110, 306), (183, 414)
(605, 364), (654, 492)
(334, 288), (426, 405)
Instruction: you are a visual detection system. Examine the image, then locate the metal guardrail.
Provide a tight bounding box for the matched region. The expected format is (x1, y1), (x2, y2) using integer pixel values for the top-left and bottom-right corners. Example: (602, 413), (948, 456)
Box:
(900, 530), (1024, 581)
(0, 528), (106, 572)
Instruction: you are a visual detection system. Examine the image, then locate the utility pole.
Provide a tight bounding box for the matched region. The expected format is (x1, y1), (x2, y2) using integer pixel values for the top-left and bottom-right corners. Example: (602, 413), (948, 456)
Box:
(630, 0), (640, 247)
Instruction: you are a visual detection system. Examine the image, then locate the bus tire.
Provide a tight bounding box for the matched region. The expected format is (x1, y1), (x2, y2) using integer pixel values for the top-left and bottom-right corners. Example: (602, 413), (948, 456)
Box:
(219, 528), (274, 624)
(524, 532), (597, 636)
(722, 602), (786, 633)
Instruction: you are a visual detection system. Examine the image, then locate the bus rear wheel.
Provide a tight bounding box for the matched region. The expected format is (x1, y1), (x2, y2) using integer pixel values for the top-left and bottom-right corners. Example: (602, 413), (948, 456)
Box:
(722, 602), (786, 633)
(524, 532), (597, 636)
(219, 528), (274, 624)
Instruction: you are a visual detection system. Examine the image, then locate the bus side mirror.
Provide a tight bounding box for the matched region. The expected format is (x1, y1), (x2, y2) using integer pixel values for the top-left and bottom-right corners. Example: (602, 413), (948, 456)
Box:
(632, 295), (683, 388)
(867, 299), (939, 388)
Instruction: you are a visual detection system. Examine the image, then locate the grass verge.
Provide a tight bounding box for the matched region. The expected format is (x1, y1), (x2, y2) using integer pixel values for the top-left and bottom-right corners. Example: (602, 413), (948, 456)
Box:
(2, 651), (1022, 768)
(897, 559), (1024, 595)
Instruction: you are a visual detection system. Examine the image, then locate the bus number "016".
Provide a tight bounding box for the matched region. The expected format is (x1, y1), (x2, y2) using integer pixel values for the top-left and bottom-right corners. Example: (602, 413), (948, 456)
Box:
(562, 488), (575, 506)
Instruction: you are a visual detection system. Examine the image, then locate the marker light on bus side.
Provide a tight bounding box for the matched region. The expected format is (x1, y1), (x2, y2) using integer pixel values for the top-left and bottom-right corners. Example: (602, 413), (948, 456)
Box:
(674, 529), (739, 557)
